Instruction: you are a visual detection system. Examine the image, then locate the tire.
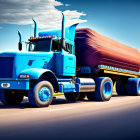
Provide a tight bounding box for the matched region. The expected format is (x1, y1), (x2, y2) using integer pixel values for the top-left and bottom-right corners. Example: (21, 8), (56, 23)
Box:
(28, 80), (53, 107)
(64, 92), (80, 101)
(127, 78), (140, 96)
(116, 82), (127, 95)
(94, 77), (113, 101)
(0, 90), (23, 106)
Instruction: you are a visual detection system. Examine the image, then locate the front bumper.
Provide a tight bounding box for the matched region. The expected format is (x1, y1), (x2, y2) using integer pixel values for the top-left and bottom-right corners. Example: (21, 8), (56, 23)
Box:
(0, 80), (29, 90)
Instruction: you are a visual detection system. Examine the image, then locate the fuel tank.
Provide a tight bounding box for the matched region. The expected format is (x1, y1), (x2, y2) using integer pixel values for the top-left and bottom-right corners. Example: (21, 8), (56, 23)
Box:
(75, 28), (140, 72)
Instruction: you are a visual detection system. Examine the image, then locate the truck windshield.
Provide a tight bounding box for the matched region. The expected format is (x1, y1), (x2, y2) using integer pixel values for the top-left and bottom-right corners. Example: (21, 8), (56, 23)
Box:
(28, 39), (51, 52)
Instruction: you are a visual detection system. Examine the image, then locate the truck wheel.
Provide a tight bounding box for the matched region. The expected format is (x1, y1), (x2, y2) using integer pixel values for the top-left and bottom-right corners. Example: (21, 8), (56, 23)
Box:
(0, 90), (23, 106)
(127, 78), (140, 96)
(116, 82), (127, 95)
(28, 80), (53, 107)
(94, 77), (113, 101)
(64, 92), (80, 101)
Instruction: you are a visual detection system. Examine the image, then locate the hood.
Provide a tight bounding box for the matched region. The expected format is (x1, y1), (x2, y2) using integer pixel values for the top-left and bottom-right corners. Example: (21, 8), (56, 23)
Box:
(0, 51), (55, 79)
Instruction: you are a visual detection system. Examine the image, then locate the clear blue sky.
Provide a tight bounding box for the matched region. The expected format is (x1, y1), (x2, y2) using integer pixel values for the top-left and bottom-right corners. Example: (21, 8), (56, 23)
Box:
(0, 0), (140, 51)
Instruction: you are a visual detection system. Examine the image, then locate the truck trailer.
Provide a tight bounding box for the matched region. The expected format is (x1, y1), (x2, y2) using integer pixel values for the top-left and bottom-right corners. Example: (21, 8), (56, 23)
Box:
(0, 13), (140, 107)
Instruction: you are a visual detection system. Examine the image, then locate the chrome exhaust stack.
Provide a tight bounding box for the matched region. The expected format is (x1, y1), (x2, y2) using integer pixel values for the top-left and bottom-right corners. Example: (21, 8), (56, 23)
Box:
(18, 31), (22, 51)
(32, 18), (37, 38)
(61, 13), (66, 50)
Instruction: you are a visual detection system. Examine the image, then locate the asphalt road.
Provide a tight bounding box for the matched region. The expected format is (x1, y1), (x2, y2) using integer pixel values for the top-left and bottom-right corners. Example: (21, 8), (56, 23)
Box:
(0, 94), (140, 140)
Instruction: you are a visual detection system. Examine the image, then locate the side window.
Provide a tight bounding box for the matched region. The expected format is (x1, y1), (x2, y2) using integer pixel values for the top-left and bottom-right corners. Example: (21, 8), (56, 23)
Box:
(66, 43), (72, 54)
(52, 40), (60, 52)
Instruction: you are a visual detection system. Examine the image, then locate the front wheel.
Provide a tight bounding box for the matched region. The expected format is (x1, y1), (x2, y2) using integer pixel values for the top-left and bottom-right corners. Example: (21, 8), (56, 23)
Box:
(0, 90), (23, 106)
(28, 80), (53, 107)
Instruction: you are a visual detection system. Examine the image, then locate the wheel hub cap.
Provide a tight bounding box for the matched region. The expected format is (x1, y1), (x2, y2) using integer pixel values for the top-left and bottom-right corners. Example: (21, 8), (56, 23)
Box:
(103, 81), (112, 97)
(38, 87), (51, 102)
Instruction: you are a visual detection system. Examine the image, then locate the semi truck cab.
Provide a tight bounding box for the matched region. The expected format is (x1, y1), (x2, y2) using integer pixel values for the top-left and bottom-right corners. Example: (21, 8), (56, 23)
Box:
(0, 14), (81, 107)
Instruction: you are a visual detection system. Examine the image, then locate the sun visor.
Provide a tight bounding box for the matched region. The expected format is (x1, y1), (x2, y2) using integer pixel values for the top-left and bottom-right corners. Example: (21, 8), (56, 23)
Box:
(38, 23), (78, 41)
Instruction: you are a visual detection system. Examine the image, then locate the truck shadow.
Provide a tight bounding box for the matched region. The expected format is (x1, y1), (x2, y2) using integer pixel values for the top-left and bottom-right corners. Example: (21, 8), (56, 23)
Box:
(0, 97), (88, 109)
(0, 98), (32, 109)
(0, 94), (129, 109)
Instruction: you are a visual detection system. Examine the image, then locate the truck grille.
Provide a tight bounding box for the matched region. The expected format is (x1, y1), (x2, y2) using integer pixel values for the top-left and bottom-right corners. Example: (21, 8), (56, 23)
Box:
(0, 57), (14, 78)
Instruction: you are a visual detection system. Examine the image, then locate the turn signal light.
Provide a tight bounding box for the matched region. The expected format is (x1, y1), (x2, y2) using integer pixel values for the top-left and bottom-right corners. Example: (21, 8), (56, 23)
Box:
(19, 74), (30, 79)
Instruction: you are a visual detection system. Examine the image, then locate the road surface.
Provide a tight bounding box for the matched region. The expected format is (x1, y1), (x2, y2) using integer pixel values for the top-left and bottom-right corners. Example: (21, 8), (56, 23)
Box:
(0, 94), (140, 140)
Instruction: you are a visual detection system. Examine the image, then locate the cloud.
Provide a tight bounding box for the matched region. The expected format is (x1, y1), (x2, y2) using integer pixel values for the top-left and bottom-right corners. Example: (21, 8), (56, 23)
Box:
(64, 10), (87, 26)
(65, 4), (70, 7)
(0, 0), (86, 29)
(0, 26), (3, 29)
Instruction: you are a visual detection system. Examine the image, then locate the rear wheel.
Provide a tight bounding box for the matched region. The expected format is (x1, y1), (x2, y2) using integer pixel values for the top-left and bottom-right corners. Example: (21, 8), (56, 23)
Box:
(64, 92), (80, 101)
(28, 80), (53, 107)
(0, 90), (23, 106)
(127, 78), (140, 96)
(94, 77), (113, 101)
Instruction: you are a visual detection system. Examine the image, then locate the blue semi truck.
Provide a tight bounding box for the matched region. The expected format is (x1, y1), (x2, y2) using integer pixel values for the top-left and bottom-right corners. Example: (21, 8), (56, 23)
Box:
(0, 13), (140, 107)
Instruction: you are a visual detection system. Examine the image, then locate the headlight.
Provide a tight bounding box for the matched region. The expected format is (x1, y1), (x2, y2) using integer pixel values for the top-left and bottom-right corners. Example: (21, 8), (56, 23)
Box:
(19, 74), (30, 79)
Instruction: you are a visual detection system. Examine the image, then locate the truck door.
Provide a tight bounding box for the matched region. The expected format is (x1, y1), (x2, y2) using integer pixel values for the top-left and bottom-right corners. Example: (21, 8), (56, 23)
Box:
(52, 41), (76, 77)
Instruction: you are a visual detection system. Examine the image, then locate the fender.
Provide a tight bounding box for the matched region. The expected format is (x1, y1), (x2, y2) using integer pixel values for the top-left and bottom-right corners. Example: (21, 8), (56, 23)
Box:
(20, 68), (59, 92)
(20, 68), (54, 79)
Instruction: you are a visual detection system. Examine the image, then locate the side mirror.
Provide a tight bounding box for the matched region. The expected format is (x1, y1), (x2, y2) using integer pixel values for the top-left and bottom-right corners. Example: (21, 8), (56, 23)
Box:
(61, 38), (66, 50)
(18, 42), (22, 51)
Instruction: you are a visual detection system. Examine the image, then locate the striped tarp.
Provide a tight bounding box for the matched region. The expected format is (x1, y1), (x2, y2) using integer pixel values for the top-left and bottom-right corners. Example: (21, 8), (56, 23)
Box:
(75, 28), (140, 72)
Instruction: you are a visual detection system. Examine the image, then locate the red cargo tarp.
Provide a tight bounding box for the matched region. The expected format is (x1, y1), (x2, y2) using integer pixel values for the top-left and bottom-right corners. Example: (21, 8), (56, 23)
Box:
(75, 28), (140, 72)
